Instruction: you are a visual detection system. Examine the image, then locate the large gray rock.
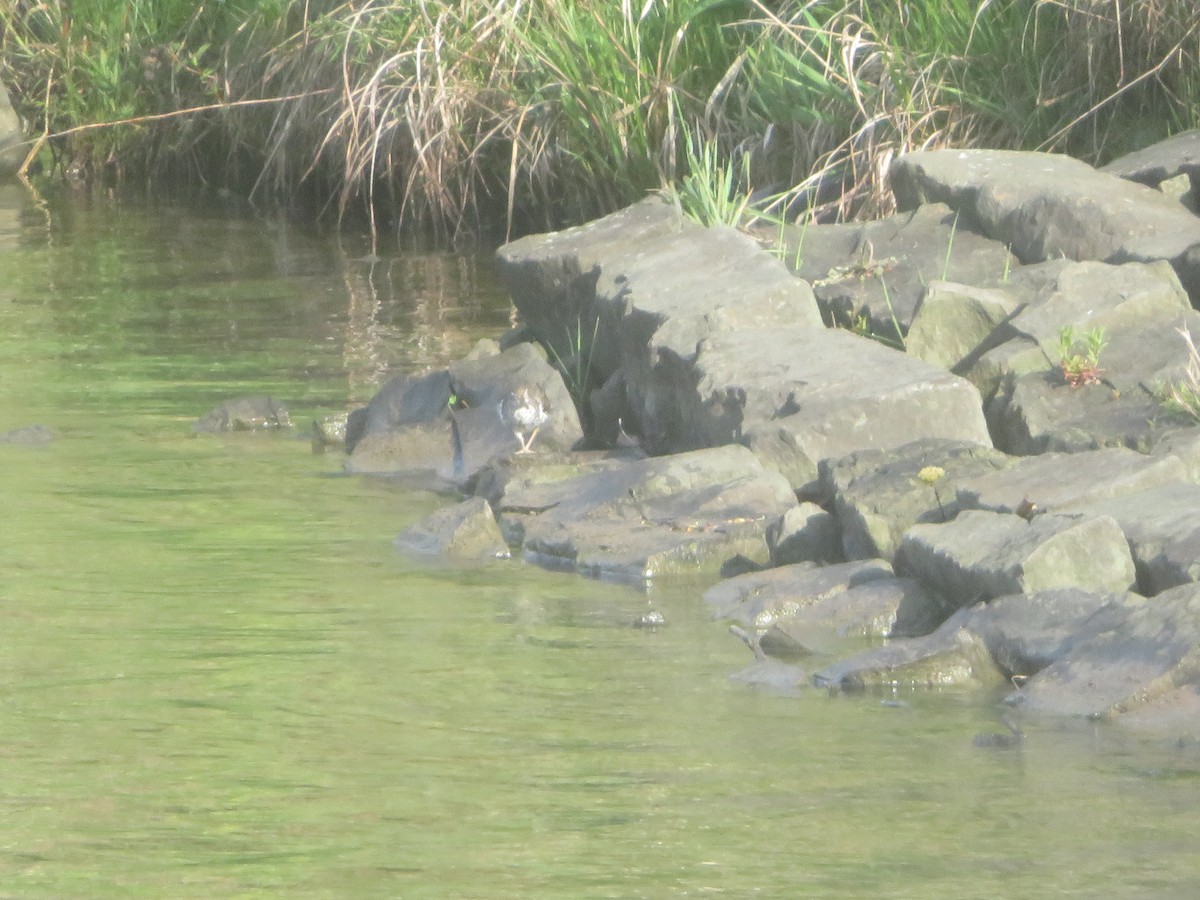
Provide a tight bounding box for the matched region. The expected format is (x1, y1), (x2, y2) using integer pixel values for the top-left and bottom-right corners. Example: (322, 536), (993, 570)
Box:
(1076, 484), (1200, 594)
(986, 309), (1200, 455)
(704, 558), (895, 627)
(890, 149), (1200, 302)
(1010, 583), (1200, 718)
(0, 81), (23, 177)
(905, 280), (1022, 373)
(778, 202), (1015, 338)
(965, 588), (1128, 678)
(897, 510), (1137, 605)
(496, 196), (822, 449)
(688, 325), (993, 492)
(495, 444), (798, 581)
(812, 606), (1006, 691)
(820, 438), (1014, 561)
(345, 343), (583, 479)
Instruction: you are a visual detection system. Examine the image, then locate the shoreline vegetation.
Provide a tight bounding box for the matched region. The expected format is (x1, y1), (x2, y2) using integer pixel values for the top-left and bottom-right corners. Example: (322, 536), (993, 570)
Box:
(1, 0), (1197, 242)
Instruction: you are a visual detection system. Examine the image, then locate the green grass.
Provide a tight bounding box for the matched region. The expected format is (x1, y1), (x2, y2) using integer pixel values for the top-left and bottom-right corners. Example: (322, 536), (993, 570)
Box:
(1, 0), (1198, 236)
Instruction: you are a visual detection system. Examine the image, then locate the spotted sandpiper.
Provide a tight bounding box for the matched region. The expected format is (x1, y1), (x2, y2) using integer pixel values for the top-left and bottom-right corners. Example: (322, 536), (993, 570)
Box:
(499, 384), (550, 454)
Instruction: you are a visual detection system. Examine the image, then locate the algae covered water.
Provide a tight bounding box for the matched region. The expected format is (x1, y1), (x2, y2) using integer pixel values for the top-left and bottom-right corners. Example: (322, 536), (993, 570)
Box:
(2, 185), (1200, 898)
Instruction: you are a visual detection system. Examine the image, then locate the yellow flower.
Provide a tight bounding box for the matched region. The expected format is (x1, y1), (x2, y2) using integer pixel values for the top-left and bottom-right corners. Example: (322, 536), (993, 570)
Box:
(917, 465), (945, 485)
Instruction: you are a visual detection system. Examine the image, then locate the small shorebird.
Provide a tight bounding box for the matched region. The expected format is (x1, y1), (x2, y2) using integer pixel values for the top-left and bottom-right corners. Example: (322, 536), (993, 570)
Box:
(499, 384), (550, 453)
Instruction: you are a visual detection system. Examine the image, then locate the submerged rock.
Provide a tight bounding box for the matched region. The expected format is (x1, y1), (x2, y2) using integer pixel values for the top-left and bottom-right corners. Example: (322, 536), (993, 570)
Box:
(193, 396), (291, 432)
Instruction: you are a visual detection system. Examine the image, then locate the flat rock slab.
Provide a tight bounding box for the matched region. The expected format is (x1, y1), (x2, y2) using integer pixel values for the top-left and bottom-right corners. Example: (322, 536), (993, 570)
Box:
(703, 558), (895, 627)
(813, 607), (1006, 692)
(684, 325), (993, 491)
(1010, 583), (1200, 718)
(820, 438), (1013, 561)
(495, 444), (797, 581)
(891, 149), (1200, 302)
(955, 447), (1188, 516)
(1076, 484), (1200, 594)
(394, 497), (510, 560)
(897, 510), (1137, 605)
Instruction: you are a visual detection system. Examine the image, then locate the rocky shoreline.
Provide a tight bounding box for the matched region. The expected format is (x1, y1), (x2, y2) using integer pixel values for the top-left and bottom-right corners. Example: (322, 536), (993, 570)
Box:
(354, 140), (1200, 739)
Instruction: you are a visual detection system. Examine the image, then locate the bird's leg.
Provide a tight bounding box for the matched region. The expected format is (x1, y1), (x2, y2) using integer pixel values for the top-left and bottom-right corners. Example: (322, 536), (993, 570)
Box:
(514, 430), (533, 454)
(523, 425), (541, 452)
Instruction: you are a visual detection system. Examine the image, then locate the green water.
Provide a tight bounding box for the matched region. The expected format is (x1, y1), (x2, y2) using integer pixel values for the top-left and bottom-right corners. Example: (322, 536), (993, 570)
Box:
(1, 184), (1199, 898)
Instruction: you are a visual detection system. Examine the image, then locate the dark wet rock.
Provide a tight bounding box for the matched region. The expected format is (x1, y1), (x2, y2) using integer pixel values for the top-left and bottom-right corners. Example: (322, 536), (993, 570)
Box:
(896, 510), (1137, 605)
(767, 502), (841, 567)
(780, 202), (1015, 337)
(393, 496), (510, 560)
(0, 423), (55, 445)
(345, 343), (583, 481)
(820, 438), (1013, 562)
(813, 605), (1006, 691)
(721, 326), (992, 492)
(493, 444), (797, 581)
(973, 715), (1024, 749)
(1008, 582), (1200, 718)
(193, 396), (291, 433)
(890, 149), (1200, 301)
(1075, 484), (1200, 594)
(704, 558), (895, 627)
(965, 588), (1128, 679)
(344, 369), (453, 454)
(955, 447), (1188, 517)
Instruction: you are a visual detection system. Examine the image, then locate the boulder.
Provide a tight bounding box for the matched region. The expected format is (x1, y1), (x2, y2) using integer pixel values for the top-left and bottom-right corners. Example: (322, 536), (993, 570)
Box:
(1151, 426), (1200, 484)
(905, 280), (1022, 373)
(1009, 582), (1200, 718)
(964, 588), (1128, 678)
(494, 444), (797, 581)
(703, 558), (895, 627)
(820, 438), (1013, 561)
(1076, 484), (1200, 594)
(1100, 129), (1200, 193)
(890, 148), (1200, 302)
(767, 502), (841, 566)
(684, 325), (992, 492)
(812, 606), (1006, 691)
(896, 510), (1137, 605)
(345, 343), (583, 480)
(394, 497), (510, 560)
(496, 195), (822, 449)
(753, 576), (951, 655)
(778, 202), (1015, 338)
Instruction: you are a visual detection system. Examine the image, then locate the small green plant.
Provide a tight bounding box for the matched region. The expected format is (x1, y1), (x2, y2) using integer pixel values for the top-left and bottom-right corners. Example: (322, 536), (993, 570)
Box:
(542, 316), (601, 409)
(1155, 326), (1200, 422)
(1057, 325), (1107, 387)
(670, 133), (755, 228)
